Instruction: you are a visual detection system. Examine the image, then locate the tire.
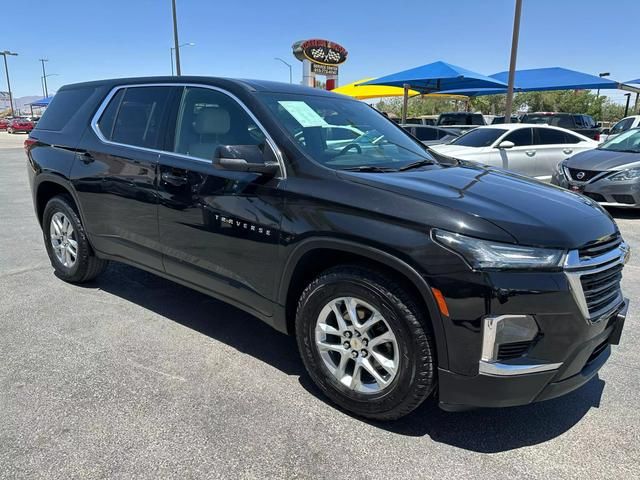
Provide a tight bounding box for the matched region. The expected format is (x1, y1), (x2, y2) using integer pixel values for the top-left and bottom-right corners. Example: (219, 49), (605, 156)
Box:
(42, 195), (108, 283)
(295, 265), (436, 420)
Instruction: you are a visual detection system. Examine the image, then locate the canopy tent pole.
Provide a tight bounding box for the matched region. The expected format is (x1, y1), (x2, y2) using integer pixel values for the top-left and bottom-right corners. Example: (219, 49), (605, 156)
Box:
(504, 0), (523, 123)
(402, 84), (409, 124)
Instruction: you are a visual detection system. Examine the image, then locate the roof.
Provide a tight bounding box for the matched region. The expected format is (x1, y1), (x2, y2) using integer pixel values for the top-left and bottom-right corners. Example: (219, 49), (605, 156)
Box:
(58, 76), (342, 98)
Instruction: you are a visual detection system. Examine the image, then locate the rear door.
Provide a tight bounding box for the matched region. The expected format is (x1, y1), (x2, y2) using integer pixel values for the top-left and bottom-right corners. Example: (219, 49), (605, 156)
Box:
(71, 85), (179, 270)
(532, 127), (580, 181)
(157, 85), (284, 317)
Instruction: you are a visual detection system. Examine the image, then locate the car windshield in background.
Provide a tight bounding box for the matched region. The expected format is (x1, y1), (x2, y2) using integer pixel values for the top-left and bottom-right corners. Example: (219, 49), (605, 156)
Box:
(450, 128), (506, 147)
(524, 114), (574, 129)
(599, 128), (640, 153)
(258, 93), (433, 171)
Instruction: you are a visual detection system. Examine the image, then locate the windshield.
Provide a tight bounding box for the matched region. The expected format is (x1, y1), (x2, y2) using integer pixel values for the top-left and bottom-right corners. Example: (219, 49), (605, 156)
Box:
(599, 128), (640, 153)
(258, 92), (433, 170)
(449, 128), (506, 147)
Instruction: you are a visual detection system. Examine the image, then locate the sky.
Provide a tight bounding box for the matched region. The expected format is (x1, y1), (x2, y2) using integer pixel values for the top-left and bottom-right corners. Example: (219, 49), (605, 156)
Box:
(2, 0), (638, 102)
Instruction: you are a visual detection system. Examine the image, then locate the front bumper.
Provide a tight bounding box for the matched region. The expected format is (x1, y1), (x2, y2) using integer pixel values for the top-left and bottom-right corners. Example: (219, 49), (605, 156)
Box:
(438, 299), (628, 410)
(552, 169), (640, 208)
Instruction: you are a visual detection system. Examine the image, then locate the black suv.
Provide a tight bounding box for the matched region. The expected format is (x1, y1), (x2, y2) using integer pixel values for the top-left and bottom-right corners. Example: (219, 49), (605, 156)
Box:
(26, 77), (629, 420)
(521, 112), (601, 141)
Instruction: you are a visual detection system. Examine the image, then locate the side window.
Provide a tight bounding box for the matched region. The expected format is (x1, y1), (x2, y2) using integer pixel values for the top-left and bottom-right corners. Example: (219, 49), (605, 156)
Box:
(36, 87), (95, 131)
(503, 128), (532, 146)
(534, 127), (568, 145)
(414, 128), (437, 141)
(563, 131), (583, 144)
(611, 118), (633, 134)
(173, 87), (266, 160)
(96, 89), (124, 140)
(573, 115), (585, 128)
(109, 87), (174, 149)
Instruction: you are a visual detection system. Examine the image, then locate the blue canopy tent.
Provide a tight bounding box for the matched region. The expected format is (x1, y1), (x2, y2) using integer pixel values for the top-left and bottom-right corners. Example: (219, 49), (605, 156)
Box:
(361, 61), (508, 122)
(29, 96), (54, 107)
(438, 67), (626, 96)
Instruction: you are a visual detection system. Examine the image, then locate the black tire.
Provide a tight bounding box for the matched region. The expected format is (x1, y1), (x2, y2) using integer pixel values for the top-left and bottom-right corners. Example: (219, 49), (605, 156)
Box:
(42, 195), (108, 283)
(295, 265), (436, 420)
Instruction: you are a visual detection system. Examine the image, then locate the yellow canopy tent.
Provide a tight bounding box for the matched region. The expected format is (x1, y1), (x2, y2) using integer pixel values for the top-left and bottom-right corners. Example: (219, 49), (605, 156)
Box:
(333, 77), (468, 100)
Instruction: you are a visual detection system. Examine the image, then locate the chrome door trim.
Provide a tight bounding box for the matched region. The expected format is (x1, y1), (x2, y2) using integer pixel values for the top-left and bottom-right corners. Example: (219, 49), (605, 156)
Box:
(89, 82), (287, 178)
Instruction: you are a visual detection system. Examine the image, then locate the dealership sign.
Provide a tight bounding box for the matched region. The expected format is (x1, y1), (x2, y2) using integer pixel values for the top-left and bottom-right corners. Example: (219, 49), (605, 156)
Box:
(311, 63), (338, 76)
(292, 39), (348, 66)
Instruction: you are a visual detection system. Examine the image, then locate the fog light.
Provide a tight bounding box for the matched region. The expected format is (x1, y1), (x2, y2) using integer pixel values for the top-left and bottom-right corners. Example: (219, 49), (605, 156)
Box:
(481, 315), (538, 362)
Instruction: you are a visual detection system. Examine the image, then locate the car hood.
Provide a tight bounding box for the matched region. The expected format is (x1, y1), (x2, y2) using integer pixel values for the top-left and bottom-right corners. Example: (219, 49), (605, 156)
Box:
(340, 163), (617, 249)
(566, 148), (640, 171)
(429, 144), (487, 157)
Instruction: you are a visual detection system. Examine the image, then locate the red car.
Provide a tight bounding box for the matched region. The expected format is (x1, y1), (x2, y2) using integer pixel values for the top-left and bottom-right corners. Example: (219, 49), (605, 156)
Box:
(0, 117), (12, 131)
(7, 117), (35, 134)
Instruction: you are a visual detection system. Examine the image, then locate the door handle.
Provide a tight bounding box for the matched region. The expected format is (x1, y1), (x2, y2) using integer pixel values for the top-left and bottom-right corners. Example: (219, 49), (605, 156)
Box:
(78, 152), (94, 164)
(525, 150), (536, 156)
(563, 149), (573, 155)
(161, 171), (188, 186)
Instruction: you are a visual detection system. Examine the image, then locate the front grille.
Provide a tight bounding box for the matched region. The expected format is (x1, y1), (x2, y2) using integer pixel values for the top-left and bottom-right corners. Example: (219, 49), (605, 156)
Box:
(567, 168), (601, 182)
(497, 341), (531, 361)
(580, 263), (623, 316)
(613, 194), (635, 205)
(578, 234), (622, 261)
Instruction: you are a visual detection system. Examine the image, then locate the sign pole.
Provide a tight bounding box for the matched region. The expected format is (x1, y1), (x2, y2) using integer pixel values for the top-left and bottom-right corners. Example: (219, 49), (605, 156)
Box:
(504, 0), (522, 124)
(402, 84), (409, 124)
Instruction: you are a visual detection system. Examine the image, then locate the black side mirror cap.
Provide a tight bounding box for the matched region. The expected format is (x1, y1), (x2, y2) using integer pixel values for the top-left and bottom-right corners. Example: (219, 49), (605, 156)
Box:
(214, 145), (280, 176)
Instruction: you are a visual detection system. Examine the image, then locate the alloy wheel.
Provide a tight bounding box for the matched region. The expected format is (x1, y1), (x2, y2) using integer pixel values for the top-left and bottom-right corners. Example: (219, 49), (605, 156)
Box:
(50, 212), (78, 268)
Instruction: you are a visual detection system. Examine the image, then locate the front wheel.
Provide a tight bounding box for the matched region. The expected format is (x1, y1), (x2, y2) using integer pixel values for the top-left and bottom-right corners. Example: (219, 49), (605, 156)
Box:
(295, 266), (436, 420)
(42, 195), (109, 283)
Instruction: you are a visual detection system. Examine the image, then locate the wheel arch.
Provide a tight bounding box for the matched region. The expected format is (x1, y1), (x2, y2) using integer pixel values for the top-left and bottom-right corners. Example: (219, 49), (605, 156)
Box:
(278, 238), (449, 369)
(34, 175), (83, 226)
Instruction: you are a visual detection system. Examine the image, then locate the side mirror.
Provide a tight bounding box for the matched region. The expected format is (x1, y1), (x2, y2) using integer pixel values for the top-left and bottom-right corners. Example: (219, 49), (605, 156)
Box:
(497, 140), (515, 149)
(214, 145), (280, 176)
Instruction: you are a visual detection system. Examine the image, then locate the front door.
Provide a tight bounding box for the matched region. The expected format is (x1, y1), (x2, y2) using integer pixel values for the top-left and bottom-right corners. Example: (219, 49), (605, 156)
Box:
(157, 86), (284, 317)
(72, 85), (178, 270)
(495, 127), (538, 177)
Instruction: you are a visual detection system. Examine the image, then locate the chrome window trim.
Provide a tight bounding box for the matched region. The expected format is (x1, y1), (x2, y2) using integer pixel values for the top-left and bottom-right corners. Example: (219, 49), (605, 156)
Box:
(89, 82), (287, 178)
(564, 242), (628, 322)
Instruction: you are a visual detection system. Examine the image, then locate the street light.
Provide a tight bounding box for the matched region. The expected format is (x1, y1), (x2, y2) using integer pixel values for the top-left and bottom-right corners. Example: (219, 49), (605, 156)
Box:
(39, 58), (49, 97)
(596, 72), (610, 98)
(624, 93), (632, 117)
(41, 73), (59, 98)
(170, 42), (194, 76)
(274, 57), (292, 84)
(1, 50), (18, 117)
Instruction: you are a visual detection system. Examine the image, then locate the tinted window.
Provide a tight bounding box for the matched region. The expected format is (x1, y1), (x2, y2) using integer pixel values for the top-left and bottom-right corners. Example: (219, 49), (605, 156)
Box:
(563, 131), (583, 144)
(35, 87), (94, 131)
(173, 87), (266, 160)
(534, 128), (569, 145)
(503, 128), (533, 146)
(523, 114), (574, 129)
(450, 128), (506, 147)
(96, 89), (124, 140)
(573, 115), (585, 128)
(611, 117), (634, 134)
(109, 87), (173, 149)
(414, 127), (438, 141)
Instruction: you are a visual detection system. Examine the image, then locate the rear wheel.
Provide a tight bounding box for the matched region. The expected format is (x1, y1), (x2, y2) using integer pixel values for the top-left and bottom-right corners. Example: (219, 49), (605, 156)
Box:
(42, 195), (108, 283)
(295, 266), (436, 420)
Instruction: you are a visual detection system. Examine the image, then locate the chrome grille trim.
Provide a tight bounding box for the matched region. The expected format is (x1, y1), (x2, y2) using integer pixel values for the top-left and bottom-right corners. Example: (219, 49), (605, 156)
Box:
(564, 241), (629, 323)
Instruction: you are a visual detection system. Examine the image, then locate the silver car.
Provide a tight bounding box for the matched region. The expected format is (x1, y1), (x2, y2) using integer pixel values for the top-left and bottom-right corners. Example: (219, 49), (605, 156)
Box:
(552, 128), (640, 207)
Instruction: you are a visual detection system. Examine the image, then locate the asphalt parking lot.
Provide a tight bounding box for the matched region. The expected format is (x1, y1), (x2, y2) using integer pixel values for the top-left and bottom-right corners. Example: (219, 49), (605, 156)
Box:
(1, 130), (639, 479)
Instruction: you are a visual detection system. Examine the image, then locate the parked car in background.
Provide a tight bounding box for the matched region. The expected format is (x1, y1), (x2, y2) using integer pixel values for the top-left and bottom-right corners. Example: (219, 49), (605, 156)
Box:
(430, 124), (598, 181)
(404, 115), (438, 126)
(552, 128), (640, 207)
(400, 124), (459, 145)
(0, 117), (13, 130)
(491, 115), (520, 124)
(7, 117), (36, 134)
(436, 112), (486, 132)
(600, 115), (640, 143)
(520, 112), (601, 141)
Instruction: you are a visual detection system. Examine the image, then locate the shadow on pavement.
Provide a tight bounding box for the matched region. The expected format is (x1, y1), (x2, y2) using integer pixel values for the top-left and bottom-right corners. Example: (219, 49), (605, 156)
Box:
(84, 262), (604, 453)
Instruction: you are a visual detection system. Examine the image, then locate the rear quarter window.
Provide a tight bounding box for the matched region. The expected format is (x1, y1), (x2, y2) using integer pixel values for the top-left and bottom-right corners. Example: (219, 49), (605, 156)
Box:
(35, 87), (95, 131)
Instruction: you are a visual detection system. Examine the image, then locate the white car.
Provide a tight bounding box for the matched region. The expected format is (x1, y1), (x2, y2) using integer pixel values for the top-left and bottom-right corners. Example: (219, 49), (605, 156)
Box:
(601, 115), (640, 143)
(429, 123), (598, 181)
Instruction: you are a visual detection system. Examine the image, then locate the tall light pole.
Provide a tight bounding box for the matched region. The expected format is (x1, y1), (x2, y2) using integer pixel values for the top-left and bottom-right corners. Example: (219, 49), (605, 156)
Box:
(624, 93), (631, 117)
(41, 73), (59, 98)
(39, 58), (49, 97)
(171, 0), (182, 76)
(170, 42), (194, 75)
(1, 50), (18, 117)
(504, 0), (523, 124)
(274, 57), (292, 84)
(596, 72), (610, 98)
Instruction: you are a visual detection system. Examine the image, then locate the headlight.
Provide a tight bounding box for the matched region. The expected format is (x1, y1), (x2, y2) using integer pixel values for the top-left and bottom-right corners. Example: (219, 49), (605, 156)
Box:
(609, 168), (640, 181)
(432, 229), (565, 270)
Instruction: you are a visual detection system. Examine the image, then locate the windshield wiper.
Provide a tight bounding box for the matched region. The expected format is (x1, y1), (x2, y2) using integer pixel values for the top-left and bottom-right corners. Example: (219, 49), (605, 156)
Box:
(397, 159), (436, 171)
(341, 165), (398, 172)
